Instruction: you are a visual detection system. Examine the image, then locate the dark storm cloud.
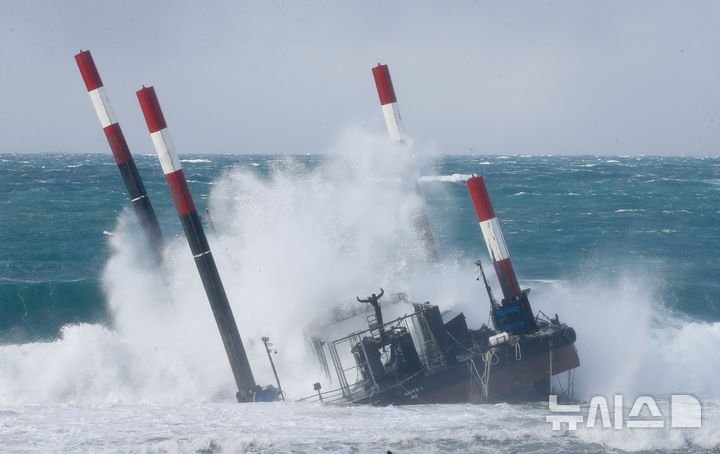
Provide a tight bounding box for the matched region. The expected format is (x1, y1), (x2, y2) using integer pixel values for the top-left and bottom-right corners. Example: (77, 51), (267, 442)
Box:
(2, 1), (720, 156)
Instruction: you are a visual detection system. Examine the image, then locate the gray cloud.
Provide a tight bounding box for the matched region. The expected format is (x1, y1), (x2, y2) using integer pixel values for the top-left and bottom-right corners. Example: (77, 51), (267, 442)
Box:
(2, 1), (720, 156)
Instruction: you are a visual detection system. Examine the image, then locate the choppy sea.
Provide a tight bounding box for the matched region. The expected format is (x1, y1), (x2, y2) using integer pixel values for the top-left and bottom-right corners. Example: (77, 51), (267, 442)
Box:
(1, 144), (719, 453)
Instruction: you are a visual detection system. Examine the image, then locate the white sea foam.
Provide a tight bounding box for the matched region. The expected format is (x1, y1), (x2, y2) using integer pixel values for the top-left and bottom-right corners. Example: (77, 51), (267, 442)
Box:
(418, 173), (472, 183)
(2, 134), (718, 409)
(185, 179), (212, 184)
(0, 136), (718, 452)
(527, 274), (720, 400)
(0, 398), (715, 452)
(180, 159), (211, 163)
(0, 128), (431, 404)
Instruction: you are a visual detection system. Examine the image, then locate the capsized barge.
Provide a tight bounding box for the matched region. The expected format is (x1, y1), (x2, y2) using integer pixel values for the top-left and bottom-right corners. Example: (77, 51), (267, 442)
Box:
(304, 176), (579, 405)
(307, 286), (577, 405)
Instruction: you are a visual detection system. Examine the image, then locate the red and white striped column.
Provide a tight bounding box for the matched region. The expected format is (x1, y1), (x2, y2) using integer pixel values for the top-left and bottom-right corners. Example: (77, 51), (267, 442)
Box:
(372, 63), (406, 143)
(136, 86), (258, 402)
(372, 63), (439, 262)
(74, 50), (165, 266)
(466, 176), (522, 302)
(75, 52), (119, 147)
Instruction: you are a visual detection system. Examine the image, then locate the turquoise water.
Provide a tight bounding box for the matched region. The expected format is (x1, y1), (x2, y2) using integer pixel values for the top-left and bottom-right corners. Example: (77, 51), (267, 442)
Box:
(1, 153), (719, 453)
(2, 154), (718, 343)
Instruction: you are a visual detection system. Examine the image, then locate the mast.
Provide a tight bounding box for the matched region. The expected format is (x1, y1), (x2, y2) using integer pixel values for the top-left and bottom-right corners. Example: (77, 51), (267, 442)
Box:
(136, 86), (258, 401)
(372, 63), (439, 262)
(466, 175), (522, 301)
(372, 64), (405, 142)
(74, 50), (165, 266)
(467, 175), (537, 333)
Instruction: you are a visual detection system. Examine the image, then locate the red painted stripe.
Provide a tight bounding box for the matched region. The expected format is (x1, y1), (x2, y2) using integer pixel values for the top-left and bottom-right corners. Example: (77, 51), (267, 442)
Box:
(165, 169), (196, 216)
(466, 176), (496, 222)
(496, 258), (521, 299)
(103, 123), (131, 165)
(75, 50), (104, 92)
(372, 64), (397, 105)
(136, 86), (167, 133)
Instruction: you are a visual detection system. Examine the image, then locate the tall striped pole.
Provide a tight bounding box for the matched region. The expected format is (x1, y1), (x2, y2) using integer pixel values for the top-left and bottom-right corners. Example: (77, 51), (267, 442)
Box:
(466, 176), (522, 302)
(372, 64), (405, 143)
(136, 86), (257, 402)
(372, 63), (439, 262)
(74, 50), (165, 266)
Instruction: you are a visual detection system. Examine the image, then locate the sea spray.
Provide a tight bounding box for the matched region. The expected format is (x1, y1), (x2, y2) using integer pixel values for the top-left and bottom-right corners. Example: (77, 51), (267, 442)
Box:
(1, 152), (719, 453)
(0, 129), (430, 402)
(524, 270), (720, 400)
(205, 129), (434, 395)
(0, 149), (718, 409)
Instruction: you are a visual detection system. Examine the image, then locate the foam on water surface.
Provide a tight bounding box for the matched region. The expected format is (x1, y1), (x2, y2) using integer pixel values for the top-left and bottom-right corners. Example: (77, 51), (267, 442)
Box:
(1, 140), (719, 452)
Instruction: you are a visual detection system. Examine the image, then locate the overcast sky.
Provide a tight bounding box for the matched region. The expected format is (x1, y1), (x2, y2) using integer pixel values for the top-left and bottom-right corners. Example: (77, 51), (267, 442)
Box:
(3, 1), (720, 156)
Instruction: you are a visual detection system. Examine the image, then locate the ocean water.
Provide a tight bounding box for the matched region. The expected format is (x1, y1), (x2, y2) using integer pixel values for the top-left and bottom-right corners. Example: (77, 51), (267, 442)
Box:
(1, 138), (719, 452)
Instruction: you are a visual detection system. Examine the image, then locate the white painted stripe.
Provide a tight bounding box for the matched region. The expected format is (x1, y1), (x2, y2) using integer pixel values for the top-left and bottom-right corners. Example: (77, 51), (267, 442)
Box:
(150, 129), (182, 175)
(381, 102), (405, 142)
(88, 87), (117, 128)
(193, 250), (211, 258)
(479, 217), (510, 261)
(131, 195), (146, 202)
